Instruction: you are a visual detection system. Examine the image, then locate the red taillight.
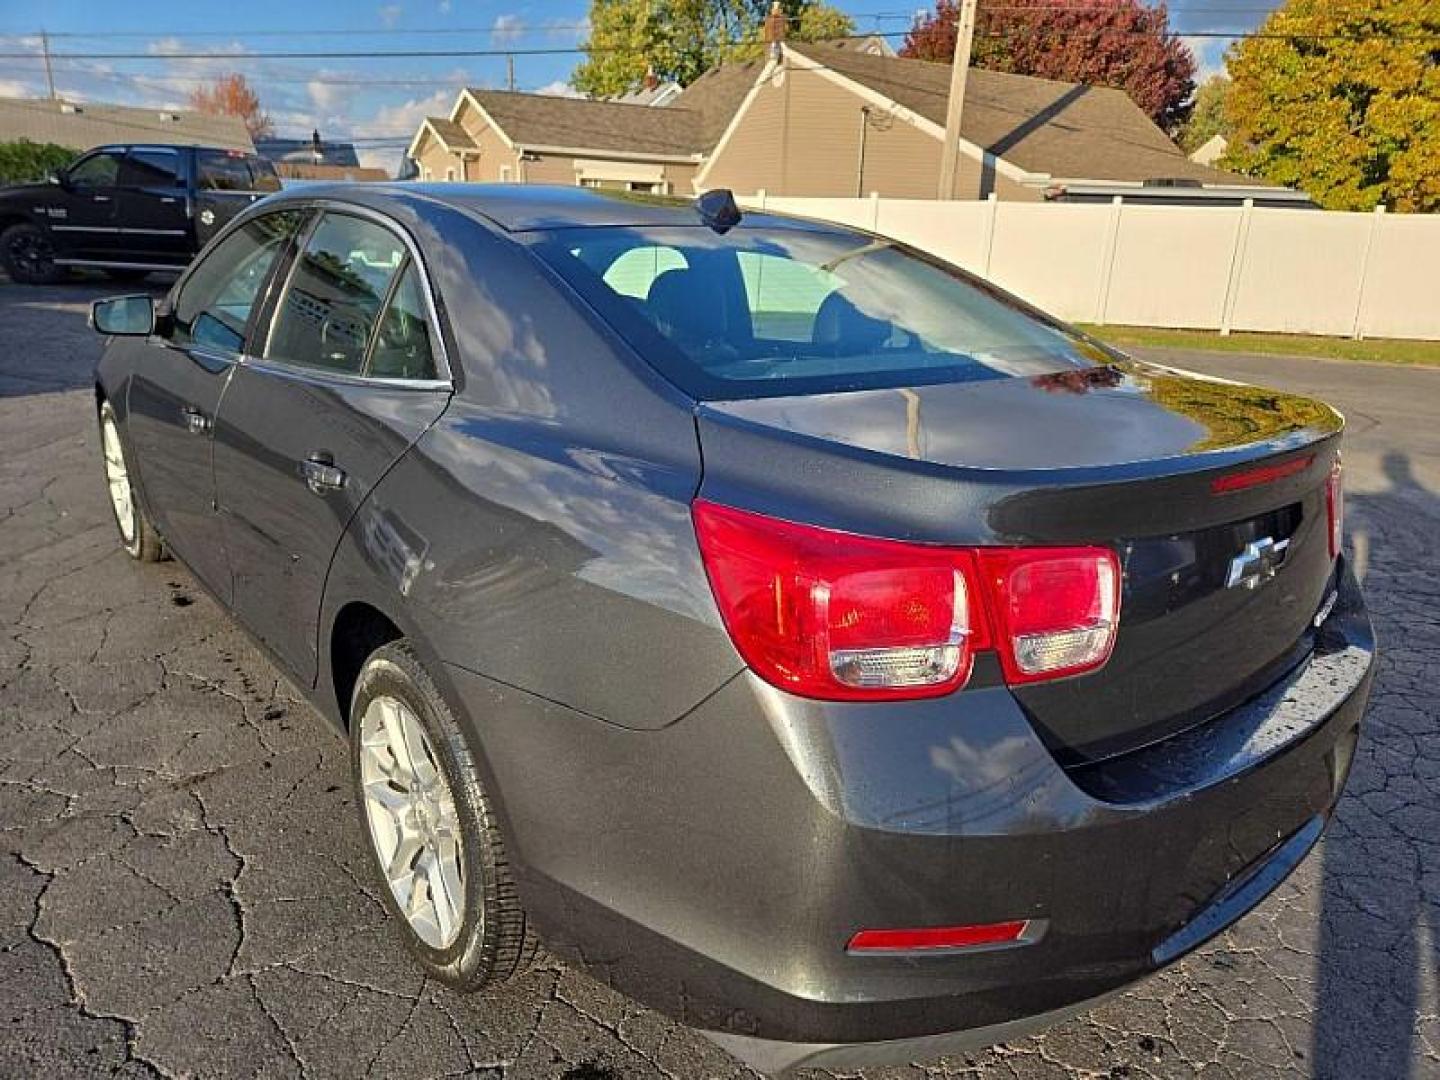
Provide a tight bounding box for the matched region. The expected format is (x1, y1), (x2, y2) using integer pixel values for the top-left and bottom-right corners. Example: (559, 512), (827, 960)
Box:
(847, 920), (1032, 954)
(691, 500), (1120, 701)
(978, 548), (1120, 685)
(1326, 455), (1343, 558)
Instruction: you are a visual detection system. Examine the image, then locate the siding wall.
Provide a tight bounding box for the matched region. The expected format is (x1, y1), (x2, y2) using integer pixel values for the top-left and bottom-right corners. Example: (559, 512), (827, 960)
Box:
(700, 67), (985, 199)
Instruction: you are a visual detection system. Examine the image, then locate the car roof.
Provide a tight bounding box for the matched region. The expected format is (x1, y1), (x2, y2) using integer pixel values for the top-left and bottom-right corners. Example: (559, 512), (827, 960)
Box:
(263, 182), (843, 236)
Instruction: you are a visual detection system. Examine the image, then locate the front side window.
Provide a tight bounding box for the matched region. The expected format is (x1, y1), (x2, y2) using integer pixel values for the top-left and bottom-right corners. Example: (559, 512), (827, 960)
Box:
(120, 149), (182, 188)
(534, 226), (1106, 400)
(263, 213), (408, 374)
(172, 211), (304, 354)
(67, 150), (124, 188)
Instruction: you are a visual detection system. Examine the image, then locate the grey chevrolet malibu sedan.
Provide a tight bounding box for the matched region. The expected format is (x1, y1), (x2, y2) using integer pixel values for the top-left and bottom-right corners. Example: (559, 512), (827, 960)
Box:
(89, 183), (1374, 1073)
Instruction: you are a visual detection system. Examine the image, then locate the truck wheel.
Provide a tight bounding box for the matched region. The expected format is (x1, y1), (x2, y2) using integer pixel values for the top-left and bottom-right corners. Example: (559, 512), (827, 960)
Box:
(1, 222), (64, 285)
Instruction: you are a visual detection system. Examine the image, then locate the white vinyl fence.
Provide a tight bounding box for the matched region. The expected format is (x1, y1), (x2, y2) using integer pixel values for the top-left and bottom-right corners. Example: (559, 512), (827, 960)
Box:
(745, 193), (1440, 341)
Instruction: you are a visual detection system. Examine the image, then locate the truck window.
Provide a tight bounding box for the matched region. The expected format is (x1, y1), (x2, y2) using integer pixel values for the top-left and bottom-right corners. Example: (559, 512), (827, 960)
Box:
(247, 156), (282, 193)
(67, 150), (124, 189)
(197, 150), (255, 192)
(120, 149), (183, 188)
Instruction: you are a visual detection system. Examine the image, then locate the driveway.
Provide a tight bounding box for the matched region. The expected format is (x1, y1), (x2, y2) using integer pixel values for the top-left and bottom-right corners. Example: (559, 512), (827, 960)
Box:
(1, 282), (1436, 1079)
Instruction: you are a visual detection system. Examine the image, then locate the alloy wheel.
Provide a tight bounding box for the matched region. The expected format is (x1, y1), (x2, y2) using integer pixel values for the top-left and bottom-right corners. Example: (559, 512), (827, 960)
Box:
(358, 694), (467, 950)
(101, 412), (136, 545)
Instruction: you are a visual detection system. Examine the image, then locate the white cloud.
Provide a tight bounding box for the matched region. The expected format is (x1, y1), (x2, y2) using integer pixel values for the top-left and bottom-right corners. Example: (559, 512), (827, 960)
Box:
(378, 4), (404, 28)
(438, 0), (451, 11)
(1182, 36), (1229, 82)
(492, 14), (526, 45)
(0, 78), (37, 98)
(369, 86), (454, 138)
(535, 80), (583, 98)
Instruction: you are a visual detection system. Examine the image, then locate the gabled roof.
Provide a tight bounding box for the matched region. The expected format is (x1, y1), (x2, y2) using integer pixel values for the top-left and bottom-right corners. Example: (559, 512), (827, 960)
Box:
(0, 95), (253, 152)
(463, 89), (704, 158)
(787, 41), (1264, 186)
(669, 60), (767, 150)
(418, 116), (479, 153)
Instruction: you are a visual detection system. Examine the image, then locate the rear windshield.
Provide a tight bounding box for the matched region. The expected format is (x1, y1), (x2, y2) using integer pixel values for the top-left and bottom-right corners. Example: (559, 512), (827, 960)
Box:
(531, 225), (1109, 400)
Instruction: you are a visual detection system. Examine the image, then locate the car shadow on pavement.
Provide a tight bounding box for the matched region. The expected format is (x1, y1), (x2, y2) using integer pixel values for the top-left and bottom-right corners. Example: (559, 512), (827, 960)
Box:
(0, 276), (173, 399)
(1313, 450), (1440, 1079)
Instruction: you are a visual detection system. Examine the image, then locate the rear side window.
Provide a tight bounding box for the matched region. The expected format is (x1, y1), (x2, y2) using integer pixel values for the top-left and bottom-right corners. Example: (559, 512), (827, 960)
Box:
(368, 264), (437, 380)
(247, 156), (282, 193)
(198, 150), (257, 191)
(172, 211), (304, 354)
(533, 226), (1105, 400)
(263, 213), (407, 374)
(120, 149), (183, 188)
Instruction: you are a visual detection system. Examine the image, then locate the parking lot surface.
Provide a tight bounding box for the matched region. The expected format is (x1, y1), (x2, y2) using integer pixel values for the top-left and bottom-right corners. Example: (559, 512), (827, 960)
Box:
(1, 280), (1437, 1079)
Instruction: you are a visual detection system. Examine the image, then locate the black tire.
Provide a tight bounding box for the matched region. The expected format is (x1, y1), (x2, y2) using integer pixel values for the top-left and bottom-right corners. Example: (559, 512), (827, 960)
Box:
(98, 400), (165, 562)
(349, 640), (537, 990)
(1, 222), (65, 285)
(102, 268), (151, 284)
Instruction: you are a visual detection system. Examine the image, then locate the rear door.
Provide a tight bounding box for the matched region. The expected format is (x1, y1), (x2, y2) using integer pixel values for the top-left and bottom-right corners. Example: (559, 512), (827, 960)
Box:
(125, 208), (307, 600)
(212, 208), (451, 684)
(116, 147), (191, 265)
(52, 148), (125, 258)
(195, 149), (276, 249)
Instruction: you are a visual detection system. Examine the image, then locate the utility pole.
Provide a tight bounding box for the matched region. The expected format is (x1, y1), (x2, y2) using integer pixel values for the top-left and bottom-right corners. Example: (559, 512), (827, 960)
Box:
(937, 0), (978, 200)
(506, 54), (515, 92)
(40, 30), (57, 100)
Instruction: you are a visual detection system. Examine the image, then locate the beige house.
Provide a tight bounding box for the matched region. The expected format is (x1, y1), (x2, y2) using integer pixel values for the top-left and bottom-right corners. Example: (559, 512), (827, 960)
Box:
(407, 40), (1291, 205)
(698, 42), (1286, 202)
(407, 65), (756, 193)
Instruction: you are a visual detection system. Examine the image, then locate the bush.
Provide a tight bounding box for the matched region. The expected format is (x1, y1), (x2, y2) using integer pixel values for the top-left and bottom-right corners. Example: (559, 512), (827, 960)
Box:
(0, 140), (77, 185)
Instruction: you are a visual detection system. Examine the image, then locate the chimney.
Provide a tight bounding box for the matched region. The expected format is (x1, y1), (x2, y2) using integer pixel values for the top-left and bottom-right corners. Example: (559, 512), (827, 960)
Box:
(643, 66), (659, 92)
(762, 1), (787, 58)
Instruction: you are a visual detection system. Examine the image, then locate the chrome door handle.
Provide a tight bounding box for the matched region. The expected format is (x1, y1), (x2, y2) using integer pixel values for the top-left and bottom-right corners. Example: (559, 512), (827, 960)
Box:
(302, 455), (347, 495)
(181, 406), (210, 434)
(92, 194), (112, 203)
(159, 196), (178, 204)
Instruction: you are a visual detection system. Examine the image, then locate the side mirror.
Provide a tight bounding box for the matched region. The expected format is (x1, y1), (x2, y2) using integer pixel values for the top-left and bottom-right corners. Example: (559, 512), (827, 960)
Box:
(46, 171), (62, 186)
(91, 295), (155, 337)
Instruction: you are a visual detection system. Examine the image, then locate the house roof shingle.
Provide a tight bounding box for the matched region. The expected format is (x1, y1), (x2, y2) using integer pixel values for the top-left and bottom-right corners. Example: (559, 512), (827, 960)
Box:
(787, 41), (1263, 186)
(0, 96), (253, 152)
(465, 90), (705, 157)
(422, 116), (479, 152)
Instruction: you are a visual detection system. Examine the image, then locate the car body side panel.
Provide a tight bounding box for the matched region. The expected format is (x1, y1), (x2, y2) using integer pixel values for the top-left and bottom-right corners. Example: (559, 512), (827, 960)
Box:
(331, 201), (741, 730)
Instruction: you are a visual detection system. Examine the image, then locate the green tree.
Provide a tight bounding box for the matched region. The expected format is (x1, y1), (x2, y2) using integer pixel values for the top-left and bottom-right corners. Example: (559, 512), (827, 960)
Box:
(0, 140), (76, 185)
(1222, 0), (1440, 211)
(573, 0), (854, 96)
(1180, 74), (1231, 153)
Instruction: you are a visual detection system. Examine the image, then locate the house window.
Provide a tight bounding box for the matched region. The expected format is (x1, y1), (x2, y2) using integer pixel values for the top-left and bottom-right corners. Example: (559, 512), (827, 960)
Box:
(445, 166), (456, 182)
(500, 165), (512, 183)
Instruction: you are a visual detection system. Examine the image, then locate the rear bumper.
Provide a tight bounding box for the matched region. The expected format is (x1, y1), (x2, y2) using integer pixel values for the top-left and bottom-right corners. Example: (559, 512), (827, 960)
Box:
(447, 559), (1373, 1068)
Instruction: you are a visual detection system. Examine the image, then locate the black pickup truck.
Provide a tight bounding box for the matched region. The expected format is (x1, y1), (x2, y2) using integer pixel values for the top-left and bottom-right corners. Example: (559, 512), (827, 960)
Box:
(0, 143), (281, 284)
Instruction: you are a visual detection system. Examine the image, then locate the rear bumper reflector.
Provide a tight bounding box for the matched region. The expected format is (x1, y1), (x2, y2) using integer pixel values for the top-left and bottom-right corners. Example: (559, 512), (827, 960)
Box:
(846, 919), (1040, 955)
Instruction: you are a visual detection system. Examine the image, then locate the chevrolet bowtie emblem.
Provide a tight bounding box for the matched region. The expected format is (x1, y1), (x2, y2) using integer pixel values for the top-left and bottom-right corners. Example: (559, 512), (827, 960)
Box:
(1226, 536), (1290, 590)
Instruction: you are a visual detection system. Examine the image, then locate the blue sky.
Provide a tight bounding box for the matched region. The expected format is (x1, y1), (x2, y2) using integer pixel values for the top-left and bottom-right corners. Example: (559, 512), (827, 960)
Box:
(0, 1), (1271, 168)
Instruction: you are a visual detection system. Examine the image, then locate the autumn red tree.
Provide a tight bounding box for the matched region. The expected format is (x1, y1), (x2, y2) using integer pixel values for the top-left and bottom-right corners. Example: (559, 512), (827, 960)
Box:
(187, 73), (274, 140)
(901, 0), (1197, 132)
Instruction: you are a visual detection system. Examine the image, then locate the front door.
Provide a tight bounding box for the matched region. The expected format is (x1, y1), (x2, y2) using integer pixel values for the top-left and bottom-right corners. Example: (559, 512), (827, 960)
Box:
(52, 148), (125, 259)
(116, 147), (191, 266)
(125, 209), (307, 600)
(212, 209), (450, 683)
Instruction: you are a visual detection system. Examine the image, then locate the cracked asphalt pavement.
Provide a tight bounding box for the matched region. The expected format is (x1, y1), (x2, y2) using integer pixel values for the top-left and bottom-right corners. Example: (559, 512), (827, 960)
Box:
(2, 279), (1437, 1080)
